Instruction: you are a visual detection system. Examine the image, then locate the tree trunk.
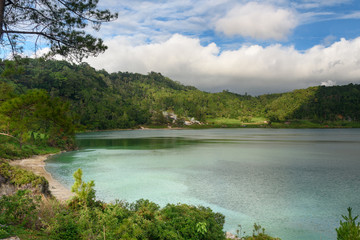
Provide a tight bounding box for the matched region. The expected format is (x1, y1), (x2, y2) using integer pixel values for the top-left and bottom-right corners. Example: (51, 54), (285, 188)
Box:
(0, 0), (5, 39)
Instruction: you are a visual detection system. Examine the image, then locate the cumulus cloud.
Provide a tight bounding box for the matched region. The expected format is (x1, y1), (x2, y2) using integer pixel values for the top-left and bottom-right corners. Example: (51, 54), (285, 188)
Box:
(215, 2), (298, 40)
(321, 35), (338, 47)
(86, 34), (360, 95)
(321, 80), (336, 86)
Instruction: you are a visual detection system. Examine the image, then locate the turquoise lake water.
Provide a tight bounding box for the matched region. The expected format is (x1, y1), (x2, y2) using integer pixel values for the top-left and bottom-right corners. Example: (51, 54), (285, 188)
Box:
(45, 128), (360, 240)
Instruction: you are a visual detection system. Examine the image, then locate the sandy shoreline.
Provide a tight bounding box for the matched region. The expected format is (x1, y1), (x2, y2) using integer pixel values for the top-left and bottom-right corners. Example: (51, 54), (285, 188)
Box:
(9, 153), (74, 202)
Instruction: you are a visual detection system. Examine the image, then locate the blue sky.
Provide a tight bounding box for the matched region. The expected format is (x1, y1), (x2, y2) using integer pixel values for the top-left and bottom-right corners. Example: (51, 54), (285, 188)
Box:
(85, 0), (360, 95)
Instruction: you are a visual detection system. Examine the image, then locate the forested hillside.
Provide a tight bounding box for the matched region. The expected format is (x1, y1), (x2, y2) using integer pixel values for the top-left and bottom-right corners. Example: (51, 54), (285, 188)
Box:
(1, 58), (360, 131)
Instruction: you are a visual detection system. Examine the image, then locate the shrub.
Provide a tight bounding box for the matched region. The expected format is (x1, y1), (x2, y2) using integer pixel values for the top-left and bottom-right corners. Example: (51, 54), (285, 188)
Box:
(336, 207), (360, 240)
(0, 168), (232, 240)
(234, 223), (281, 240)
(161, 203), (226, 240)
(48, 211), (80, 240)
(0, 190), (40, 228)
(0, 226), (11, 239)
(69, 168), (97, 209)
(0, 160), (50, 195)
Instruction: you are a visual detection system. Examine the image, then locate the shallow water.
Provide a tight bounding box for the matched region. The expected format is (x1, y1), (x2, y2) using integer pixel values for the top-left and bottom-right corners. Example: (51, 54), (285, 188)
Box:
(46, 128), (360, 240)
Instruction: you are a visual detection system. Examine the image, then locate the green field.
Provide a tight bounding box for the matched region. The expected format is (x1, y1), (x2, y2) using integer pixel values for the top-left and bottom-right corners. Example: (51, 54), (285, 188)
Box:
(206, 117), (268, 127)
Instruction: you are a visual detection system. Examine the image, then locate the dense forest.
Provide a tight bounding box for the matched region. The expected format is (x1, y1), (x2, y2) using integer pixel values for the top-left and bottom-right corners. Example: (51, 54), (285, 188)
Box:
(1, 58), (359, 132)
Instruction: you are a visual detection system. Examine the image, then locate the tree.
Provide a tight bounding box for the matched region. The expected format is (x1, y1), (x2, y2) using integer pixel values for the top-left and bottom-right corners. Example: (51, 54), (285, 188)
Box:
(0, 0), (117, 61)
(0, 89), (75, 148)
(70, 168), (96, 208)
(336, 207), (360, 240)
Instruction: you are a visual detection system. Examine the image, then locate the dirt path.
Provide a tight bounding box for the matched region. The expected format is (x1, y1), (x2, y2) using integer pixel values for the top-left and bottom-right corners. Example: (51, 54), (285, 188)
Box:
(9, 154), (74, 202)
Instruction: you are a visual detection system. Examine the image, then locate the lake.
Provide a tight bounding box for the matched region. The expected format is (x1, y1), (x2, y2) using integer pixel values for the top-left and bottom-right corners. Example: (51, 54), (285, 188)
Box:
(46, 128), (360, 240)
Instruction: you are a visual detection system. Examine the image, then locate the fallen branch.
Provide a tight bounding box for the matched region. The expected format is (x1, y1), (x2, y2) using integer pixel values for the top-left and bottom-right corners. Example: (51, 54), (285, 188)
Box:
(0, 132), (20, 143)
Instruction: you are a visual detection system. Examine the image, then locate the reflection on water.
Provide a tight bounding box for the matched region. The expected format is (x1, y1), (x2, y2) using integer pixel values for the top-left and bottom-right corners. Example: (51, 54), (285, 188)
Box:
(77, 137), (204, 150)
(46, 129), (360, 240)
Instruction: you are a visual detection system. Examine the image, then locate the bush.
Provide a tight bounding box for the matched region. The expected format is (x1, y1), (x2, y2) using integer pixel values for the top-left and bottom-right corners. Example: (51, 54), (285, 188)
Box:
(336, 207), (360, 240)
(48, 211), (80, 240)
(0, 190), (40, 228)
(161, 203), (226, 240)
(0, 169), (229, 240)
(69, 168), (97, 209)
(234, 223), (281, 240)
(0, 160), (50, 195)
(0, 226), (12, 239)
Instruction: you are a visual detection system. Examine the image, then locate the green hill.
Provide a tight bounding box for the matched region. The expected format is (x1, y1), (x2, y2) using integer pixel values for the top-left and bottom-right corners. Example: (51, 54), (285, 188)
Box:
(1, 58), (360, 131)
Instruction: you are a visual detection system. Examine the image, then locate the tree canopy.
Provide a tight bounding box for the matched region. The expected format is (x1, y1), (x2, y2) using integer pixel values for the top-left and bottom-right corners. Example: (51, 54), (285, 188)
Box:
(0, 0), (117, 60)
(0, 88), (75, 149)
(1, 58), (359, 131)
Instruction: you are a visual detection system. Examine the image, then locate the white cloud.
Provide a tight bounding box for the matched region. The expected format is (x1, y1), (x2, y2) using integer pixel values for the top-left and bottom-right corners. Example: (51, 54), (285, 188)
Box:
(93, 0), (227, 40)
(215, 2), (298, 40)
(321, 80), (336, 86)
(86, 34), (360, 95)
(322, 35), (337, 47)
(340, 11), (360, 19)
(293, 0), (352, 9)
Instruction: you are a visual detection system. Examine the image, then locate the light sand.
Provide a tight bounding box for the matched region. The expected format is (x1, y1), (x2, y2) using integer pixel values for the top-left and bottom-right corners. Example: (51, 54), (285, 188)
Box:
(9, 154), (74, 202)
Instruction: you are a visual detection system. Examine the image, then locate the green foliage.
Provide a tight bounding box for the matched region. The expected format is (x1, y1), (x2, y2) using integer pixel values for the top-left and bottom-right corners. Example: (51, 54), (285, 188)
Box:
(0, 89), (75, 148)
(264, 87), (318, 121)
(0, 80), (76, 158)
(67, 195), (226, 240)
(0, 169), (287, 240)
(1, 0), (118, 61)
(48, 211), (80, 240)
(196, 222), (208, 235)
(336, 207), (360, 240)
(0, 159), (49, 193)
(70, 168), (96, 209)
(160, 203), (226, 240)
(0, 224), (49, 240)
(0, 136), (60, 159)
(0, 225), (12, 238)
(2, 58), (359, 132)
(0, 190), (40, 227)
(247, 223), (280, 240)
(234, 223), (281, 240)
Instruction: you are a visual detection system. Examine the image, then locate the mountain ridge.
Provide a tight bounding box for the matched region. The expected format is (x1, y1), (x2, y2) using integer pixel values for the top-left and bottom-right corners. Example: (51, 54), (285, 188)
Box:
(1, 58), (359, 130)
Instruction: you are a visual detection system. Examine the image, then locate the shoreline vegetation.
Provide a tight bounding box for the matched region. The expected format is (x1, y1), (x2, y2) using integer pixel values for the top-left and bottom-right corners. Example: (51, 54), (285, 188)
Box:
(1, 152), (281, 240)
(81, 119), (360, 134)
(2, 141), (359, 240)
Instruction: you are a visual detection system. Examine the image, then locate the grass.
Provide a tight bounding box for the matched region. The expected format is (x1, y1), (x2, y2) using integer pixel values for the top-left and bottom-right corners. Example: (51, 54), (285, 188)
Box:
(205, 118), (360, 129)
(207, 118), (244, 125)
(0, 224), (48, 240)
(205, 117), (269, 128)
(0, 135), (60, 160)
(270, 120), (360, 128)
(250, 117), (268, 123)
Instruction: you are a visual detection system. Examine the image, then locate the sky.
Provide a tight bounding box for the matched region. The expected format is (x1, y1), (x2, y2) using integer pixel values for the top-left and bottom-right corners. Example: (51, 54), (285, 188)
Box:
(84, 0), (360, 95)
